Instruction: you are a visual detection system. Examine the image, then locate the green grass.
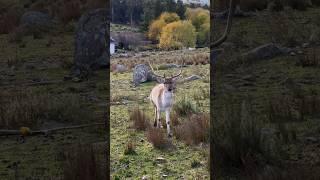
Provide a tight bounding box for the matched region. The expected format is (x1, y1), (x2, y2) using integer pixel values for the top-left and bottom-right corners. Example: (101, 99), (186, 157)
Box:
(0, 31), (107, 179)
(110, 54), (210, 179)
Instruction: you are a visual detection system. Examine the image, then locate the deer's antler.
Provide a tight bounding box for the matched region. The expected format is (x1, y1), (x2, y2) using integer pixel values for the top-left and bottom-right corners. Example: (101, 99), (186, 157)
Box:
(211, 0), (234, 48)
(148, 60), (166, 79)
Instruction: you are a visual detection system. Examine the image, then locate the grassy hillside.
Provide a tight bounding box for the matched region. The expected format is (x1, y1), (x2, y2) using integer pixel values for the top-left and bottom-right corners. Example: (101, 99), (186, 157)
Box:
(213, 7), (320, 179)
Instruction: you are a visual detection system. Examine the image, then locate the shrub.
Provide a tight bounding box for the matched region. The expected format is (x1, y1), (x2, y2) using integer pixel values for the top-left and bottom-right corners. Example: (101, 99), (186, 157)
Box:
(186, 10), (209, 31)
(63, 144), (105, 180)
(159, 12), (180, 24)
(197, 22), (210, 47)
(297, 47), (320, 67)
(148, 19), (166, 41)
(146, 127), (169, 149)
(174, 113), (209, 145)
(114, 32), (146, 50)
(148, 12), (180, 42)
(159, 20), (196, 50)
(173, 97), (198, 116)
(129, 107), (151, 131)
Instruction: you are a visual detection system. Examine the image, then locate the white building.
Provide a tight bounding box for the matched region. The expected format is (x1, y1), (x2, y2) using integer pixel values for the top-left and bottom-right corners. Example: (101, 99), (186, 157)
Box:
(110, 37), (116, 55)
(175, 0), (210, 6)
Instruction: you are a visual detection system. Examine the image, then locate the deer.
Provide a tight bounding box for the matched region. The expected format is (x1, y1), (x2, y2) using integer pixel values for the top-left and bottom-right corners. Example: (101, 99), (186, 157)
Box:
(148, 62), (182, 138)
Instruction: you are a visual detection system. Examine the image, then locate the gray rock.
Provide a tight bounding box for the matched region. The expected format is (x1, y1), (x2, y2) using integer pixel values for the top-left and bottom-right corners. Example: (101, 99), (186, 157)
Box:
(114, 64), (127, 73)
(183, 75), (201, 82)
(305, 137), (318, 143)
(74, 8), (109, 72)
(302, 43), (310, 48)
(241, 43), (291, 61)
(133, 64), (157, 86)
(159, 64), (180, 69)
(290, 52), (296, 56)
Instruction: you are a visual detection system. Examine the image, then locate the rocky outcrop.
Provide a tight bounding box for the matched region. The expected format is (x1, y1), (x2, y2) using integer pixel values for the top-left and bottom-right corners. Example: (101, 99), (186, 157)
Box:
(240, 43), (292, 61)
(132, 64), (157, 86)
(73, 8), (109, 75)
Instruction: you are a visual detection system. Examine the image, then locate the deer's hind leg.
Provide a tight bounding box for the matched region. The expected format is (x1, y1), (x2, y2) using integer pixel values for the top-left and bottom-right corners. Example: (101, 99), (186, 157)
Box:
(153, 106), (157, 127)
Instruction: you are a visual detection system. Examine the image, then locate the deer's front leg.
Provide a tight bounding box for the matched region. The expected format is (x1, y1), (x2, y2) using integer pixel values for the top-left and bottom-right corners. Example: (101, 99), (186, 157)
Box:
(165, 110), (172, 137)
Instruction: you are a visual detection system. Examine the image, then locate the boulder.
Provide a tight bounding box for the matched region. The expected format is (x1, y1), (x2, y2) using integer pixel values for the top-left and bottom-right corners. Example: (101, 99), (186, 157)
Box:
(241, 43), (292, 61)
(74, 8), (109, 73)
(132, 64), (157, 86)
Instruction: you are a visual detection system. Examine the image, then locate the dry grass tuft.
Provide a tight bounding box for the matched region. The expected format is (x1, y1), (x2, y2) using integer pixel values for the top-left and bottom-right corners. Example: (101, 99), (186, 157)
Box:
(129, 107), (151, 131)
(63, 144), (105, 180)
(124, 141), (136, 155)
(174, 113), (209, 145)
(0, 90), (94, 129)
(297, 48), (320, 67)
(146, 127), (169, 149)
(266, 90), (320, 123)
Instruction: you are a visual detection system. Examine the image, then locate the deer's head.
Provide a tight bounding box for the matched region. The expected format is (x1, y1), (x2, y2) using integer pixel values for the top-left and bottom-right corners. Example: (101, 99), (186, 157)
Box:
(148, 62), (182, 93)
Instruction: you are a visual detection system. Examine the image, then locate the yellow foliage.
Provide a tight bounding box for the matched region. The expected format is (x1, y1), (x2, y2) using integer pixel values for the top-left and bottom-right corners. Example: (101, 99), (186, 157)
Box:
(159, 20), (196, 50)
(159, 12), (180, 24)
(185, 8), (209, 30)
(148, 19), (166, 41)
(148, 12), (180, 42)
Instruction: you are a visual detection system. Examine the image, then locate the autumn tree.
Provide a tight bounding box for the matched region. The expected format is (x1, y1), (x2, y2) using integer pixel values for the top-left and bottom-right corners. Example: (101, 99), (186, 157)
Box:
(185, 7), (210, 47)
(159, 20), (196, 50)
(197, 22), (210, 46)
(148, 19), (166, 41)
(159, 12), (180, 24)
(148, 12), (180, 42)
(185, 8), (210, 31)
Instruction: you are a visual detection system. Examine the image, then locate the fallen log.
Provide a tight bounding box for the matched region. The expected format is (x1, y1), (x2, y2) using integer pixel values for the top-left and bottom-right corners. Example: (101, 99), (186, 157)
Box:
(0, 123), (105, 137)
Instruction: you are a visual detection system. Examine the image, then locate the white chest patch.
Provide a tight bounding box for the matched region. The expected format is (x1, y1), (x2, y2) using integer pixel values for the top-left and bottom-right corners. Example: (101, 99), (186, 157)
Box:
(159, 91), (173, 112)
